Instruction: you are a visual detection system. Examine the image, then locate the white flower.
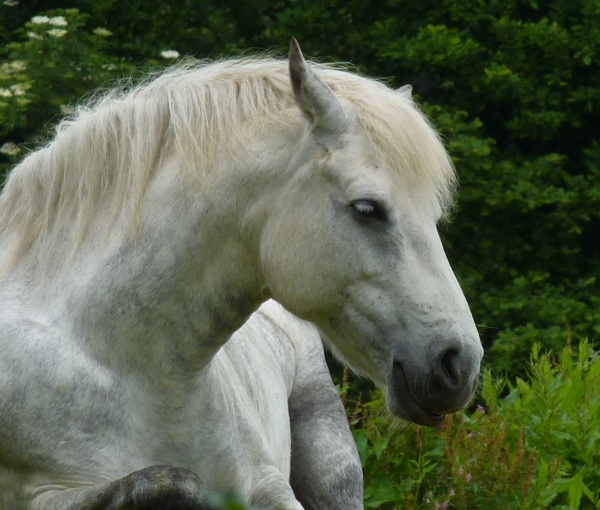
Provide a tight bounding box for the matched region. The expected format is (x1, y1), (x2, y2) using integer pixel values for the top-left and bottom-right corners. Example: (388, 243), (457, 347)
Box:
(3, 0), (19, 6)
(47, 29), (67, 38)
(10, 84), (26, 96)
(160, 50), (180, 59)
(0, 143), (21, 156)
(48, 16), (68, 27)
(27, 31), (43, 40)
(31, 15), (50, 24)
(1, 61), (27, 74)
(0, 89), (12, 98)
(93, 27), (112, 37)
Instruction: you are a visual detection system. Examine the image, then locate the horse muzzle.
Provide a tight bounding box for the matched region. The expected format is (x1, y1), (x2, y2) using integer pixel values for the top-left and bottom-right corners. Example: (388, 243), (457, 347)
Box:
(387, 338), (481, 427)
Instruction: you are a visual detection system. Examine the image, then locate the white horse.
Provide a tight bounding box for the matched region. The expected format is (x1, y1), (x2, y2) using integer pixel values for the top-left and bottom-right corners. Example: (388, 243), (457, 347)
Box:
(0, 39), (483, 509)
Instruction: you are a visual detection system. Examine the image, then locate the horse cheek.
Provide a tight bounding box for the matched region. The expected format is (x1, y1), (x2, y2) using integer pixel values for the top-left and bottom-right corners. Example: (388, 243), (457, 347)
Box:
(259, 219), (337, 319)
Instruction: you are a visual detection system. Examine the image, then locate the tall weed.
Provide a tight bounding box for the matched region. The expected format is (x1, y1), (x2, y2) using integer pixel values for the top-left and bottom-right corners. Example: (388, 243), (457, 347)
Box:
(351, 340), (600, 509)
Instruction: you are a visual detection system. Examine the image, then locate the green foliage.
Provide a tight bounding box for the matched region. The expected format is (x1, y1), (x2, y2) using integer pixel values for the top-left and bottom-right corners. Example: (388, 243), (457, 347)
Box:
(0, 6), (132, 177)
(350, 340), (600, 509)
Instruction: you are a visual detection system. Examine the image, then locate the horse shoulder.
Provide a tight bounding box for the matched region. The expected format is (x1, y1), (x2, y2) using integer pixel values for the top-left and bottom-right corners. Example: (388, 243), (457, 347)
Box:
(0, 302), (129, 508)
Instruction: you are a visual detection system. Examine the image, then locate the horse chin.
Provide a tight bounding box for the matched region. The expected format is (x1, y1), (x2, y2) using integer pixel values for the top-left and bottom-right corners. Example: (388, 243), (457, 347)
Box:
(386, 393), (446, 427)
(386, 363), (447, 428)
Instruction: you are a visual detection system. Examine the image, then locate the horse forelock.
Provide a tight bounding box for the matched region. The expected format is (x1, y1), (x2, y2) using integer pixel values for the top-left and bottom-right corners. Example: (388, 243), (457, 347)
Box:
(0, 56), (455, 273)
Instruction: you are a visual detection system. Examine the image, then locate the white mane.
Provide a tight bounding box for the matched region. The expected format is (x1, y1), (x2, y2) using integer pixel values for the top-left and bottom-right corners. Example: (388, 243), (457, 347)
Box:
(0, 57), (455, 272)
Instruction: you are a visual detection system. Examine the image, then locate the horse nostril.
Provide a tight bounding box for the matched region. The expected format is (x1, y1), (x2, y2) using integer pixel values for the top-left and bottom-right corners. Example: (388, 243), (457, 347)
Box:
(440, 347), (462, 387)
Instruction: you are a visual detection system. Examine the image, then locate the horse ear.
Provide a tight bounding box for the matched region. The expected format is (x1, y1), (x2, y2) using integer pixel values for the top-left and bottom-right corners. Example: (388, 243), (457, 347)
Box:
(288, 38), (347, 135)
(397, 84), (413, 100)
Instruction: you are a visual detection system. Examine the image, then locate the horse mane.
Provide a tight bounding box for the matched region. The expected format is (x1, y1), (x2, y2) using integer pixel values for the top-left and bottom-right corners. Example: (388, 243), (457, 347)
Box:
(0, 56), (456, 272)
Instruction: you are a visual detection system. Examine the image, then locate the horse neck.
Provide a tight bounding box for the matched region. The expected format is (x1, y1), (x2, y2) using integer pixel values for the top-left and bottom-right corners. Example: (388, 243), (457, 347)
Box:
(1, 111), (307, 382)
(16, 159), (280, 378)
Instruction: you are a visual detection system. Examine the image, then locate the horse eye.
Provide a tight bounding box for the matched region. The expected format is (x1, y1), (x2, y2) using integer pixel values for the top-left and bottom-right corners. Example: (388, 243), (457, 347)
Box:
(351, 200), (387, 221)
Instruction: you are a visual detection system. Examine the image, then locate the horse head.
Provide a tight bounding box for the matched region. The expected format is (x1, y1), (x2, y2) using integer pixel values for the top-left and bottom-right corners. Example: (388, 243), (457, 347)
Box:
(258, 40), (483, 426)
